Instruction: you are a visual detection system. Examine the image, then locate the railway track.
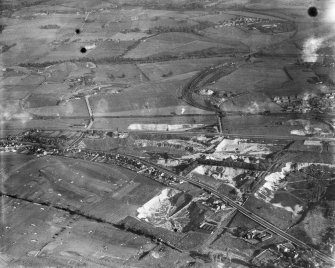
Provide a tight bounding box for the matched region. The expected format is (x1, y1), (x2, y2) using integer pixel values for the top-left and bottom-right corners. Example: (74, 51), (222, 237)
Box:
(120, 153), (335, 265)
(180, 63), (238, 112)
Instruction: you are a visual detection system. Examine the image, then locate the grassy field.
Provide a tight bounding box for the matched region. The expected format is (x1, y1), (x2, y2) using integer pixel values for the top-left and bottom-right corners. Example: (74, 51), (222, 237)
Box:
(219, 114), (314, 137)
(201, 59), (317, 113)
(26, 99), (89, 117)
(0, 0), (330, 130)
(90, 79), (187, 115)
(93, 63), (145, 85)
(279, 151), (335, 165)
(288, 205), (333, 247)
(243, 196), (297, 229)
(2, 118), (89, 130)
(124, 32), (247, 59)
(138, 57), (230, 81)
(37, 219), (155, 265)
(81, 135), (121, 151)
(3, 155), (166, 222)
(208, 61), (290, 95)
(203, 27), (292, 53)
(219, 92), (282, 113)
(0, 197), (73, 266)
(1, 187), (185, 267)
(1, 0), (335, 265)
(0, 152), (35, 174)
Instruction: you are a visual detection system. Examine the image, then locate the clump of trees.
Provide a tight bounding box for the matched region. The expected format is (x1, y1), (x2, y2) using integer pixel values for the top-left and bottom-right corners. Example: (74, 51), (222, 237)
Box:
(162, 71), (173, 77)
(120, 27), (141, 33)
(40, 24), (60, 29)
(146, 21), (215, 35)
(0, 43), (16, 54)
(0, 24), (6, 33)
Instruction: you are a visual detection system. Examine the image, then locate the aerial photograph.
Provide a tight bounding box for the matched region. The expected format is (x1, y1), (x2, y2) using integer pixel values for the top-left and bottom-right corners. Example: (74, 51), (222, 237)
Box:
(0, 0), (335, 267)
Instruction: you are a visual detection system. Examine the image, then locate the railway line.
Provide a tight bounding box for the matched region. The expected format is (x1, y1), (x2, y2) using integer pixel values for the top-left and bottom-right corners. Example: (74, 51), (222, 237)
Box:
(3, 134), (334, 264)
(180, 62), (238, 112)
(120, 153), (335, 265)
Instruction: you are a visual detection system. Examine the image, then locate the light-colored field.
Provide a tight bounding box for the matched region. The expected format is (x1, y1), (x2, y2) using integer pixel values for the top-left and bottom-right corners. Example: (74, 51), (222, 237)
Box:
(1, 0), (335, 266)
(203, 26), (293, 52)
(90, 79), (185, 114)
(0, 152), (35, 174)
(190, 13), (236, 23)
(220, 93), (282, 113)
(0, 197), (73, 266)
(4, 155), (165, 220)
(138, 57), (229, 81)
(0, 62), (94, 120)
(38, 219), (155, 265)
(2, 118), (89, 130)
(1, 14), (81, 65)
(1, 173), (173, 267)
(209, 63), (289, 94)
(26, 99), (89, 117)
(259, 40), (301, 56)
(111, 32), (150, 41)
(93, 63), (145, 85)
(218, 115), (313, 136)
(244, 196), (298, 230)
(124, 32), (247, 59)
(89, 75), (214, 117)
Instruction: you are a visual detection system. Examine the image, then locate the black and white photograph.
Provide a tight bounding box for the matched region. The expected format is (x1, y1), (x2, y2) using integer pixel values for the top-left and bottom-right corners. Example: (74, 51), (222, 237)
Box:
(0, 0), (335, 267)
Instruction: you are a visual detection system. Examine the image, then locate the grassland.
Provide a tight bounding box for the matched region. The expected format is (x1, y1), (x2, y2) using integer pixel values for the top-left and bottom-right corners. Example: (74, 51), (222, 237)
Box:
(89, 78), (214, 117)
(1, 188), (188, 267)
(1, 0), (335, 266)
(137, 57), (230, 81)
(0, 0), (321, 127)
(3, 156), (164, 217)
(124, 32), (247, 59)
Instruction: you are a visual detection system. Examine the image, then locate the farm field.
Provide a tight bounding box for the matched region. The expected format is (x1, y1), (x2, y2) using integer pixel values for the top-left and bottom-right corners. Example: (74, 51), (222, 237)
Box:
(219, 114), (332, 137)
(2, 118), (89, 131)
(208, 60), (292, 93)
(1, 184), (186, 267)
(26, 99), (89, 117)
(124, 32), (248, 59)
(90, 79), (205, 116)
(3, 156), (166, 221)
(137, 57), (231, 81)
(1, 0), (335, 267)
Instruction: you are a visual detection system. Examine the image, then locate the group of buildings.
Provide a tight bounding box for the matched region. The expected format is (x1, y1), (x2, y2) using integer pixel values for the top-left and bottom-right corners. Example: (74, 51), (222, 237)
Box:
(252, 242), (323, 267)
(215, 16), (268, 28)
(213, 16), (292, 33)
(273, 92), (335, 113)
(242, 228), (272, 244)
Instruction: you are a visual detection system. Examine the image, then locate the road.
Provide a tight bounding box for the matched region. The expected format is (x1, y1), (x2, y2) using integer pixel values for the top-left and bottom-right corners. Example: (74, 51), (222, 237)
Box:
(120, 153), (335, 265)
(84, 95), (94, 129)
(127, 130), (335, 142)
(202, 209), (237, 249)
(2, 125), (334, 143)
(68, 132), (85, 148)
(24, 110), (335, 121)
(3, 136), (334, 264)
(180, 59), (335, 135)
